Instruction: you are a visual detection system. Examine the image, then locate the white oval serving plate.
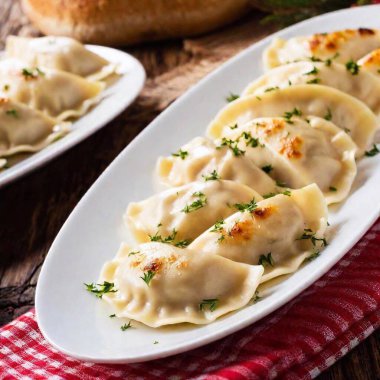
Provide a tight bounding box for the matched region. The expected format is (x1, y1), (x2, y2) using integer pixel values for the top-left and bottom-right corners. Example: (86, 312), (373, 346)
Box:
(36, 5), (380, 364)
(0, 45), (145, 187)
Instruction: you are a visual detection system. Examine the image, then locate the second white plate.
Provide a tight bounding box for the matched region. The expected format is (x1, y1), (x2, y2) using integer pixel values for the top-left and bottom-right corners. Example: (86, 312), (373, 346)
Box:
(0, 45), (145, 187)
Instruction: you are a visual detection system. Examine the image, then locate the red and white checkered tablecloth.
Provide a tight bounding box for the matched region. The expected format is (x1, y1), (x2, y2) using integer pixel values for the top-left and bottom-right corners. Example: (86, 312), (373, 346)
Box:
(1, 218), (379, 380)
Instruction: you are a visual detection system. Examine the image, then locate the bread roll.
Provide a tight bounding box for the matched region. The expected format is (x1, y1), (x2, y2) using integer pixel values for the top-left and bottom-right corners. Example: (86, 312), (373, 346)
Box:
(22, 0), (250, 46)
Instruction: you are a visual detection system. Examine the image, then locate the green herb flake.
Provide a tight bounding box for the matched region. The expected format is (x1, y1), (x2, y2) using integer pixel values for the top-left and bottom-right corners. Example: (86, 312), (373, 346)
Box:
(276, 180), (287, 187)
(128, 250), (140, 256)
(325, 53), (339, 67)
(140, 270), (156, 286)
(234, 198), (257, 213)
(84, 281), (117, 298)
(261, 164), (273, 174)
(21, 67), (45, 79)
(5, 109), (18, 118)
(202, 170), (220, 181)
(263, 192), (276, 199)
(3, 84), (9, 91)
(324, 108), (332, 121)
(297, 228), (327, 247)
(258, 252), (275, 267)
(120, 321), (132, 331)
(211, 219), (225, 233)
(256, 96), (262, 101)
(249, 290), (261, 304)
(310, 56), (322, 63)
(241, 131), (260, 148)
(175, 239), (191, 248)
(199, 298), (219, 312)
(264, 86), (280, 92)
(171, 149), (188, 160)
(283, 108), (302, 124)
(149, 228), (191, 248)
(229, 123), (238, 130)
(109, 314), (116, 318)
(218, 137), (245, 157)
(304, 66), (319, 75)
(154, 341), (159, 344)
(226, 92), (239, 102)
(282, 190), (291, 196)
(182, 192), (207, 213)
(329, 186), (337, 192)
(304, 252), (320, 263)
(345, 60), (360, 75)
(306, 78), (321, 84)
(364, 144), (380, 157)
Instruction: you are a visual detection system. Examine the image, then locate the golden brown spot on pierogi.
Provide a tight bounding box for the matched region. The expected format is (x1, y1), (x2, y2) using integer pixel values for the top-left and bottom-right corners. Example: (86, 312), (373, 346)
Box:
(228, 220), (254, 242)
(252, 206), (276, 220)
(279, 136), (303, 159)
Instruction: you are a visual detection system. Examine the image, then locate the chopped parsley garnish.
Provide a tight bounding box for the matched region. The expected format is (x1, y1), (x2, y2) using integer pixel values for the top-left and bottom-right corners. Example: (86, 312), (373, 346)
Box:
(304, 66), (319, 75)
(140, 270), (156, 286)
(199, 298), (219, 312)
(297, 228), (327, 247)
(282, 190), (292, 196)
(364, 144), (379, 157)
(211, 219), (225, 243)
(21, 67), (45, 78)
(304, 252), (320, 263)
(149, 228), (190, 248)
(109, 314), (116, 318)
(5, 109), (18, 118)
(250, 290), (261, 304)
(306, 78), (321, 84)
(202, 170), (220, 181)
(329, 186), (337, 192)
(276, 180), (287, 187)
(226, 92), (240, 102)
(234, 198), (257, 212)
(258, 252), (274, 267)
(288, 79), (292, 86)
(182, 192), (207, 213)
(3, 84), (9, 91)
(211, 219), (225, 232)
(241, 131), (260, 148)
(309, 56), (322, 62)
(264, 86), (279, 92)
(256, 96), (262, 101)
(345, 60), (360, 75)
(128, 250), (140, 256)
(218, 137), (245, 156)
(171, 149), (188, 160)
(229, 123), (238, 130)
(154, 341), (159, 344)
(261, 164), (273, 174)
(263, 192), (276, 199)
(325, 53), (339, 67)
(324, 108), (332, 121)
(84, 281), (117, 298)
(283, 108), (302, 124)
(120, 321), (133, 331)
(174, 239), (191, 248)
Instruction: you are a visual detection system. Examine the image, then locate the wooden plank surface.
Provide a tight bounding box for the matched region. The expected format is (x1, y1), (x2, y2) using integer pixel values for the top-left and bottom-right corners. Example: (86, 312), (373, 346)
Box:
(0, 1), (378, 378)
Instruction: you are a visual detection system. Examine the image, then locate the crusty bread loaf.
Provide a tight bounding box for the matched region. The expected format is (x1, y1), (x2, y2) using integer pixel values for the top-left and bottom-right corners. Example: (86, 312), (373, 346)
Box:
(22, 0), (251, 46)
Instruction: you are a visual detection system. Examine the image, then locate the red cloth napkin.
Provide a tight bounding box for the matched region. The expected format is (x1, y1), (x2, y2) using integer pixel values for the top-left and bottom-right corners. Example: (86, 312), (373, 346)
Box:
(1, 219), (379, 380)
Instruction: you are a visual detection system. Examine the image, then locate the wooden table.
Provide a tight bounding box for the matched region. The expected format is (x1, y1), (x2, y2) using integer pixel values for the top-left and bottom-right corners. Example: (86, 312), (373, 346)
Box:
(0, 1), (379, 378)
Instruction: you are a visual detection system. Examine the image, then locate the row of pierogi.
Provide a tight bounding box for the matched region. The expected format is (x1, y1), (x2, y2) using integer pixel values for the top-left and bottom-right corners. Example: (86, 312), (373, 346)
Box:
(97, 28), (380, 327)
